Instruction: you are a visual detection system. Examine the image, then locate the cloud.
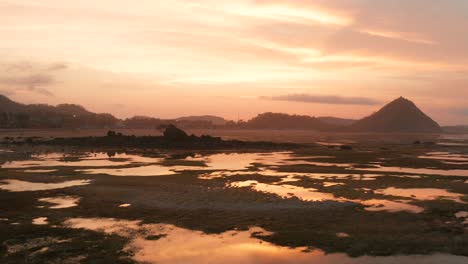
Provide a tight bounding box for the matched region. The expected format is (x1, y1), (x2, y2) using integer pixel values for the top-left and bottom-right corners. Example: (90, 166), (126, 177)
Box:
(0, 74), (55, 96)
(261, 94), (380, 105)
(0, 61), (70, 97)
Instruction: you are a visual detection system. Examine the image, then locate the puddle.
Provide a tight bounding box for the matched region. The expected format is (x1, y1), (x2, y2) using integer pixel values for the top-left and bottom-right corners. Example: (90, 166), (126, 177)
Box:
(419, 152), (468, 165)
(278, 176), (301, 183)
(228, 181), (425, 213)
(0, 179), (91, 192)
(32, 217), (48, 225)
(63, 217), (467, 264)
(230, 180), (339, 201)
(23, 169), (58, 173)
(359, 166), (468, 177)
(201, 169), (379, 181)
(336, 232), (350, 238)
(362, 199), (424, 213)
(323, 182), (345, 187)
(78, 152), (291, 176)
(80, 165), (184, 176)
(1, 152), (163, 169)
(376, 188), (465, 203)
(39, 196), (81, 209)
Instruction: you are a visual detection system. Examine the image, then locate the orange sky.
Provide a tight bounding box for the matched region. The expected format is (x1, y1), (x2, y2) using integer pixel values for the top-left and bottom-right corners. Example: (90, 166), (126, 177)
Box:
(0, 0), (467, 125)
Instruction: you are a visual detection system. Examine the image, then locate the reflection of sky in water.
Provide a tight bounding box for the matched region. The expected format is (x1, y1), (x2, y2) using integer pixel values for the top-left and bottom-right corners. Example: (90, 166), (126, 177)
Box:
(38, 196), (81, 209)
(64, 217), (468, 264)
(360, 166), (468, 177)
(1, 152), (162, 169)
(1, 151), (466, 214)
(228, 180), (425, 213)
(230, 180), (338, 201)
(32, 217), (48, 225)
(0, 179), (90, 192)
(376, 187), (465, 203)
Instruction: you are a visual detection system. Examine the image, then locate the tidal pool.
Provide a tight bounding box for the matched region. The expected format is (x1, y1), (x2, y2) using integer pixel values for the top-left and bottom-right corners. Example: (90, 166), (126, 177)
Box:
(1, 152), (163, 169)
(79, 165), (184, 176)
(32, 217), (48, 225)
(79, 152), (323, 177)
(376, 187), (466, 203)
(230, 180), (338, 201)
(63, 217), (468, 264)
(419, 152), (468, 162)
(361, 199), (424, 213)
(0, 179), (91, 192)
(38, 196), (81, 209)
(360, 165), (468, 177)
(228, 181), (424, 213)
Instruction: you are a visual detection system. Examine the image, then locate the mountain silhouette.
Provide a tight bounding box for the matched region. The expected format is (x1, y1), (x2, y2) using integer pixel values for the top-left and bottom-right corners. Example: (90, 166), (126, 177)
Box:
(350, 97), (441, 133)
(0, 94), (118, 128)
(0, 94), (444, 132)
(239, 112), (337, 130)
(176, 115), (227, 126)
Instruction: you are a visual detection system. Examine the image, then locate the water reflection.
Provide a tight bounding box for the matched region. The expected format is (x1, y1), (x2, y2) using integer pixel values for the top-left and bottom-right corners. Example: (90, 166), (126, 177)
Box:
(376, 188), (465, 203)
(63, 217), (467, 264)
(80, 165), (184, 176)
(360, 166), (468, 177)
(227, 180), (424, 213)
(361, 199), (424, 213)
(1, 152), (162, 169)
(0, 179), (91, 192)
(79, 152), (328, 177)
(38, 196), (80, 209)
(230, 180), (338, 201)
(32, 217), (48, 225)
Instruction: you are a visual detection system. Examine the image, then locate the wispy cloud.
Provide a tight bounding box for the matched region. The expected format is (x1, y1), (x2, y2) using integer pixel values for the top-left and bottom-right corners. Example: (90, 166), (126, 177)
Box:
(0, 61), (69, 96)
(0, 74), (54, 96)
(261, 94), (380, 105)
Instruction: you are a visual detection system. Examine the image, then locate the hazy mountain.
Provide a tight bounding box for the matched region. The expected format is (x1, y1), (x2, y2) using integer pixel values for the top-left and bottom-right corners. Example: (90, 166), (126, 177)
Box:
(0, 94), (118, 128)
(0, 94), (25, 112)
(350, 97), (441, 133)
(239, 112), (336, 131)
(176, 115), (227, 126)
(316, 116), (356, 126)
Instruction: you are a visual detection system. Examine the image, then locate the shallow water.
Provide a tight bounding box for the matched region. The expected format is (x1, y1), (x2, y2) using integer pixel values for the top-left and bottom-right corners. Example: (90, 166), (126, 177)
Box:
(228, 180), (425, 213)
(376, 187), (466, 203)
(80, 165), (184, 176)
(0, 179), (91, 192)
(38, 196), (81, 209)
(230, 180), (338, 201)
(1, 152), (162, 169)
(360, 165), (468, 177)
(64, 217), (468, 264)
(79, 152), (317, 177)
(420, 152), (468, 162)
(361, 199), (424, 213)
(32, 217), (48, 225)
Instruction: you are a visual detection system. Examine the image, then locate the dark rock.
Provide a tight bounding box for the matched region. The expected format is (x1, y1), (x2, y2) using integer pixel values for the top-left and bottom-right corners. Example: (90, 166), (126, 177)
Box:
(340, 145), (353, 150)
(163, 124), (189, 140)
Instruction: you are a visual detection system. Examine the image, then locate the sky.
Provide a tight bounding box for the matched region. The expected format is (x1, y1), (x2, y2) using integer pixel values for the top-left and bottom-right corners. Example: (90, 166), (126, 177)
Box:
(0, 0), (468, 125)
